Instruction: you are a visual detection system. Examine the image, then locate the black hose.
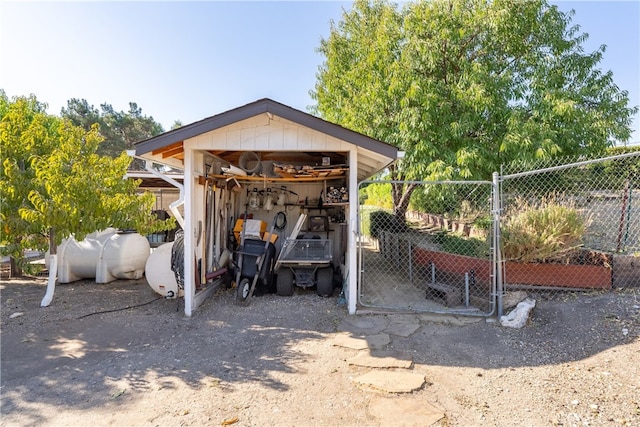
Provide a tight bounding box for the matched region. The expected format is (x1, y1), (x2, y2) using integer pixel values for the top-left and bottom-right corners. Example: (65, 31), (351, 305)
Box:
(77, 296), (165, 319)
(171, 232), (185, 289)
(274, 211), (287, 230)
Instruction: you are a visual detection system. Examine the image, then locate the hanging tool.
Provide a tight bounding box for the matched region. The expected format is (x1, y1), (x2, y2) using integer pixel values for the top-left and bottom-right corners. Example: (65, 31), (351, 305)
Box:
(205, 181), (229, 283)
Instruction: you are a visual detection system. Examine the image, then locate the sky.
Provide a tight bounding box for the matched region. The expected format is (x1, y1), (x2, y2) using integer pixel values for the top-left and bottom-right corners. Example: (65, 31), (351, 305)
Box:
(1, 1), (639, 144)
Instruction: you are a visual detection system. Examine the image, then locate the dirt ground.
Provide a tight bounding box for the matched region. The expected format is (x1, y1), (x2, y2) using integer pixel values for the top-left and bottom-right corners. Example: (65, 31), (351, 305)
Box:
(1, 277), (639, 427)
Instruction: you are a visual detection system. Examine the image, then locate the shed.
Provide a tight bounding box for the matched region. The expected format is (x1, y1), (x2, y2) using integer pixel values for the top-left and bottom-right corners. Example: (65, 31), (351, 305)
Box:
(132, 98), (399, 316)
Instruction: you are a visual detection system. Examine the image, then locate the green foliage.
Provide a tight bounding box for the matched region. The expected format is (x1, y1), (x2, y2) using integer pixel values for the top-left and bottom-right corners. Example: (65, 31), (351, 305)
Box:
(432, 231), (489, 258)
(313, 0), (637, 199)
(60, 98), (164, 164)
(360, 182), (393, 209)
(589, 149), (640, 191)
(359, 206), (407, 238)
(0, 91), (173, 270)
(409, 183), (492, 222)
(409, 185), (461, 216)
(501, 196), (588, 263)
(501, 149), (640, 201)
(359, 205), (376, 237)
(473, 215), (493, 231)
(312, 0), (403, 146)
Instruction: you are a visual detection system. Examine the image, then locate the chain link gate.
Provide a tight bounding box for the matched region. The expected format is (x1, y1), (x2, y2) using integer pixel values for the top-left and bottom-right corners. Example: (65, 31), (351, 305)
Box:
(499, 152), (640, 301)
(357, 180), (497, 316)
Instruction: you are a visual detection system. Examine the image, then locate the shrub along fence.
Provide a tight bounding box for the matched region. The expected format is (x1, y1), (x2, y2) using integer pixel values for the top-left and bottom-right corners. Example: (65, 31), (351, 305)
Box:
(357, 151), (640, 317)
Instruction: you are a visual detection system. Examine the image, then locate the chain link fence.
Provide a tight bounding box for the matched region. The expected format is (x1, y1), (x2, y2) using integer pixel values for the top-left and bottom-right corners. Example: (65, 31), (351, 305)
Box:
(358, 180), (496, 316)
(500, 152), (640, 296)
(357, 151), (640, 316)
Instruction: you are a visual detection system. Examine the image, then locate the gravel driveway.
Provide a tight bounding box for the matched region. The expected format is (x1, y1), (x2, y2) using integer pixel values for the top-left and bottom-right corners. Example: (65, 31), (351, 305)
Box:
(1, 277), (639, 426)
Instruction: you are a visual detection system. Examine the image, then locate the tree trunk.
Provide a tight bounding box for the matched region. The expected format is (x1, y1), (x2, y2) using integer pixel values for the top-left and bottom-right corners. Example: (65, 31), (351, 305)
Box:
(9, 257), (22, 278)
(391, 182), (418, 224)
(49, 228), (57, 256)
(388, 163), (418, 224)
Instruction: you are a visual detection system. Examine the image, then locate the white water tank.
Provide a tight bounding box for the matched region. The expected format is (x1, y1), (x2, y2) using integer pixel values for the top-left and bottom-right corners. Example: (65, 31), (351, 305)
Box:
(47, 228), (150, 284)
(145, 241), (181, 298)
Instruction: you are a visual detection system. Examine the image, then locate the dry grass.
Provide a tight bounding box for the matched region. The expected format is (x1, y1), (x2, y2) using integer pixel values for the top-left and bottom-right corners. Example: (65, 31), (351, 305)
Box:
(502, 195), (589, 263)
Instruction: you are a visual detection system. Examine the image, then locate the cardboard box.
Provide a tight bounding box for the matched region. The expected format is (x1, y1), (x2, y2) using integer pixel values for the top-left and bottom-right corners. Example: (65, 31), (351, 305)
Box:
(262, 232), (279, 243)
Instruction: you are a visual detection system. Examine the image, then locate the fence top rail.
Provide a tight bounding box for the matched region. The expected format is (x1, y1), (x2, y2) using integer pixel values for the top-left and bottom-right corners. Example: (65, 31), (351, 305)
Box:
(359, 179), (493, 186)
(501, 151), (640, 180)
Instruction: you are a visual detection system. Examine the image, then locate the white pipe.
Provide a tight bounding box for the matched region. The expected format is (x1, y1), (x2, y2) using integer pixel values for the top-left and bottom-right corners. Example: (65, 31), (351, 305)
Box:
(41, 254), (57, 307)
(126, 150), (185, 229)
(143, 159), (185, 229)
(221, 164), (247, 176)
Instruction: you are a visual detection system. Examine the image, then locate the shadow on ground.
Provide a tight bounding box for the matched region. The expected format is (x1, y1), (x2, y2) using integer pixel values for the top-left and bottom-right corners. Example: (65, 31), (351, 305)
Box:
(1, 277), (638, 425)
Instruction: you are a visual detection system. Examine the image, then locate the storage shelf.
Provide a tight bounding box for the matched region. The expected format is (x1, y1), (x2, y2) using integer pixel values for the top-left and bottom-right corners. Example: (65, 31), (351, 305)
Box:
(285, 203), (349, 208)
(208, 174), (346, 183)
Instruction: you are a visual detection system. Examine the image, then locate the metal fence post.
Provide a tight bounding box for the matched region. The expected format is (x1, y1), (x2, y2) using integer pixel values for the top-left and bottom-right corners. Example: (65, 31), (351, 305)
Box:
(408, 240), (413, 284)
(464, 272), (470, 307)
(493, 172), (504, 318)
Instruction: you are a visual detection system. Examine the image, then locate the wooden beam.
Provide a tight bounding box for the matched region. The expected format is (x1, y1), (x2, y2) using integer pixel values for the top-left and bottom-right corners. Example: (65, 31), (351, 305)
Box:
(162, 146), (185, 159)
(151, 141), (183, 156)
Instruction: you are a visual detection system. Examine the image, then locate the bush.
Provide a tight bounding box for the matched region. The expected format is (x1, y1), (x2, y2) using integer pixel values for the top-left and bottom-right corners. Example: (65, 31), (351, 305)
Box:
(502, 196), (589, 263)
(432, 230), (490, 258)
(360, 182), (393, 209)
(368, 210), (407, 239)
(473, 215), (492, 230)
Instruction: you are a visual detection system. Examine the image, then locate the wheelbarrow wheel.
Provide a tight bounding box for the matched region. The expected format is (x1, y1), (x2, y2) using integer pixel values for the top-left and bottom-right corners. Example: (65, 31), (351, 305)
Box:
(316, 267), (333, 297)
(236, 277), (251, 302)
(276, 269), (294, 296)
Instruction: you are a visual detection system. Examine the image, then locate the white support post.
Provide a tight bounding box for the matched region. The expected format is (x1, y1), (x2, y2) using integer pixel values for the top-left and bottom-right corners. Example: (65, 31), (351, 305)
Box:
(347, 148), (359, 314)
(183, 148), (195, 317)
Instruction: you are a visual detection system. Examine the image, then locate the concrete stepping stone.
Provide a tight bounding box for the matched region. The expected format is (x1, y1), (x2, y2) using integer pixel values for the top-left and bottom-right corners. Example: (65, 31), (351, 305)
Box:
(369, 396), (444, 426)
(338, 316), (389, 334)
(384, 321), (420, 337)
(353, 371), (425, 393)
(417, 313), (484, 326)
(347, 351), (412, 369)
(332, 333), (390, 350)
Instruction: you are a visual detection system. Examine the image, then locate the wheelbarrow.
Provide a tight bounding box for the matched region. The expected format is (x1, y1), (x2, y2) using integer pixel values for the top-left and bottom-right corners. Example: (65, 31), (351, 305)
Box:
(234, 237), (277, 303)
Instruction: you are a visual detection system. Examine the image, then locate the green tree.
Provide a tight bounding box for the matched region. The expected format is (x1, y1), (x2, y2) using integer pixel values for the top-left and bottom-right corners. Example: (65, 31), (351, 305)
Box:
(0, 91), (173, 275)
(61, 98), (164, 166)
(312, 0), (638, 221)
